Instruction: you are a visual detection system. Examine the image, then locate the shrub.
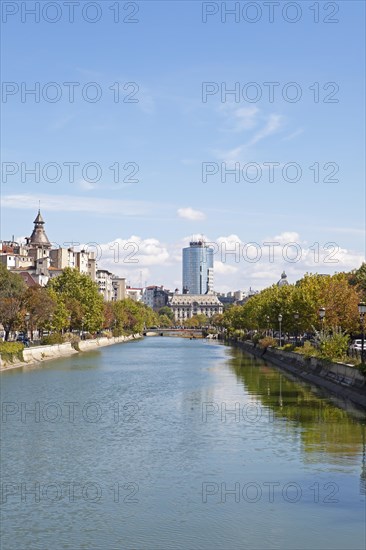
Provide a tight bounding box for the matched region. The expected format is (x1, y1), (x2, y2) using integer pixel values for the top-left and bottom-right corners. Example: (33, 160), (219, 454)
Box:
(296, 341), (318, 358)
(259, 336), (277, 349)
(0, 341), (24, 363)
(252, 333), (265, 345)
(0, 341), (24, 354)
(282, 343), (296, 352)
(314, 326), (350, 361)
(41, 333), (64, 345)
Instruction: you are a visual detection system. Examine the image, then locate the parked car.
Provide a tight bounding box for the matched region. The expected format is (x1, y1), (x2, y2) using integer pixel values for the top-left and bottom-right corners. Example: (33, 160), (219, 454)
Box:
(350, 339), (363, 351)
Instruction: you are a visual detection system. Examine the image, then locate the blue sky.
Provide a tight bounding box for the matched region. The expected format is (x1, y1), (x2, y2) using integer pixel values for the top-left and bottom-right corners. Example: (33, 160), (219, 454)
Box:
(1, 0), (365, 291)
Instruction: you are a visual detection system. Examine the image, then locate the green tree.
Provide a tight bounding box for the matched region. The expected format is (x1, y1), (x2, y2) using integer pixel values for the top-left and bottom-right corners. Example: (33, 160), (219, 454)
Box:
(112, 299), (158, 334)
(0, 264), (26, 340)
(23, 286), (56, 337)
(48, 268), (104, 332)
(46, 288), (70, 333)
(158, 314), (173, 328)
(158, 306), (174, 320)
(347, 263), (366, 297)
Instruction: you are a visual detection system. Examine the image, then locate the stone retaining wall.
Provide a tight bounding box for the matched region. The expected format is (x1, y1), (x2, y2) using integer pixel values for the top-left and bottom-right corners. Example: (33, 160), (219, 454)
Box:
(229, 340), (366, 408)
(0, 334), (141, 371)
(78, 334), (139, 351)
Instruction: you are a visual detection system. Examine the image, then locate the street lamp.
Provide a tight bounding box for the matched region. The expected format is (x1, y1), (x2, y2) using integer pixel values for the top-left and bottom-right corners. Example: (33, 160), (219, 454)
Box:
(358, 301), (366, 364)
(278, 314), (283, 347)
(294, 311), (299, 346)
(319, 307), (325, 330)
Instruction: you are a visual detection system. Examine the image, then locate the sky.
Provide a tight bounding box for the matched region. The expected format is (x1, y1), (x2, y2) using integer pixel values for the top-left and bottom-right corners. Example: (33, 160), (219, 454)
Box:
(1, 0), (365, 293)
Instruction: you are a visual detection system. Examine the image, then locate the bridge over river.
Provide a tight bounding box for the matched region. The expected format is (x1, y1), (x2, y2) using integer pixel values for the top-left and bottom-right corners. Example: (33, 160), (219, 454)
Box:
(143, 328), (207, 337)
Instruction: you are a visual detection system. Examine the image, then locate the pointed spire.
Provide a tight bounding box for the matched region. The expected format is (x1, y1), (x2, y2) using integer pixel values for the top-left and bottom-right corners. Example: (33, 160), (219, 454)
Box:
(33, 209), (45, 224)
(29, 209), (51, 247)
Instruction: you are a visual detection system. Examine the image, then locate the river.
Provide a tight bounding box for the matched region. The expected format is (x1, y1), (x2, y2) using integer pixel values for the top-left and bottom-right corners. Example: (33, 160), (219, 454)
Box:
(1, 337), (365, 549)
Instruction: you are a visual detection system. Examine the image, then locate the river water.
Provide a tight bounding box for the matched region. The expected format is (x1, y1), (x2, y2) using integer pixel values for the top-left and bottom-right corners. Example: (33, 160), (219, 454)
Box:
(1, 337), (365, 549)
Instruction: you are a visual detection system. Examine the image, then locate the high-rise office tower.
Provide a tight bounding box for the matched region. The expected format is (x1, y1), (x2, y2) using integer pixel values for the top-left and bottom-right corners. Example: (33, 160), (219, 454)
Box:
(182, 241), (214, 294)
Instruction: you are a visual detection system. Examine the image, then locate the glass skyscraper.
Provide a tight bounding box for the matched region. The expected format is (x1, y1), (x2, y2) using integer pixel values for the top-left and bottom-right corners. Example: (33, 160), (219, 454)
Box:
(182, 241), (214, 294)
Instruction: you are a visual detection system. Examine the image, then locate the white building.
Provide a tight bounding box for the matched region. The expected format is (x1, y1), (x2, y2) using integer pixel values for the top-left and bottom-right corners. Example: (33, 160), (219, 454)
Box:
(125, 287), (143, 302)
(168, 294), (223, 322)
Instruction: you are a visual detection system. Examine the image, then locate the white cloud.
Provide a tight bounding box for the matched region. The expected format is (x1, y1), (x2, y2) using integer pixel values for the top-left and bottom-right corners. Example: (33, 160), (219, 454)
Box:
(177, 207), (206, 221)
(247, 113), (284, 146)
(78, 179), (98, 191)
(214, 261), (238, 275)
(219, 104), (260, 132)
(215, 112), (285, 164)
(96, 237), (170, 270)
(2, 194), (159, 217)
(271, 231), (301, 245)
(282, 128), (304, 142)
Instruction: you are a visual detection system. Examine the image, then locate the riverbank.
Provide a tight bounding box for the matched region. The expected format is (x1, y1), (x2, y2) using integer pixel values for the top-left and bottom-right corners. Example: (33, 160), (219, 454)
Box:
(227, 339), (366, 409)
(0, 334), (142, 371)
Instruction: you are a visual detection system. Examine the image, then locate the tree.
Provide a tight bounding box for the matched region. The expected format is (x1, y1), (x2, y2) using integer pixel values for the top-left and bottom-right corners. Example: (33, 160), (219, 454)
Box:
(158, 306), (174, 320)
(23, 286), (56, 337)
(103, 302), (115, 330)
(112, 299), (159, 334)
(185, 314), (207, 328)
(158, 314), (173, 328)
(46, 288), (70, 333)
(48, 268), (104, 332)
(218, 269), (364, 338)
(0, 265), (26, 340)
(347, 263), (366, 298)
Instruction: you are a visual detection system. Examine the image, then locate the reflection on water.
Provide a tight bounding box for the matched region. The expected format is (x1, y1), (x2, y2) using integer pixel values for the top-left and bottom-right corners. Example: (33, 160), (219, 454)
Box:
(228, 346), (366, 492)
(1, 338), (365, 550)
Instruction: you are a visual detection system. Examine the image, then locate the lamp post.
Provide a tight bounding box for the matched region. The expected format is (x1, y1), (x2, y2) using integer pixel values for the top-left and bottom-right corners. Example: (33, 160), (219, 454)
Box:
(319, 307), (325, 330)
(278, 314), (283, 347)
(294, 311), (299, 346)
(266, 315), (270, 337)
(81, 317), (85, 340)
(358, 301), (366, 364)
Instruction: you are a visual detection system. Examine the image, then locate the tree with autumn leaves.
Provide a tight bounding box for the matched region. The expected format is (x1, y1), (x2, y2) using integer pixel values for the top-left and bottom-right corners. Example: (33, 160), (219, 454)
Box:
(1, 263), (366, 342)
(0, 266), (160, 339)
(218, 268), (365, 337)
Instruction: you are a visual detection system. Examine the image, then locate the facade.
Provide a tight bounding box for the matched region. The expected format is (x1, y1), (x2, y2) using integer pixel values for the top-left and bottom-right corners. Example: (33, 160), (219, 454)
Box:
(112, 276), (126, 301)
(50, 248), (96, 280)
(0, 211), (118, 298)
(96, 271), (126, 301)
(169, 294), (223, 322)
(96, 270), (114, 301)
(125, 287), (143, 302)
(182, 241), (214, 295)
(142, 285), (170, 311)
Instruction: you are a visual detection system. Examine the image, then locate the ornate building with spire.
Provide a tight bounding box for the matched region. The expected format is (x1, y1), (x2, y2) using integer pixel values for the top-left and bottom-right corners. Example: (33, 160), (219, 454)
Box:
(0, 210), (98, 289)
(25, 210), (52, 255)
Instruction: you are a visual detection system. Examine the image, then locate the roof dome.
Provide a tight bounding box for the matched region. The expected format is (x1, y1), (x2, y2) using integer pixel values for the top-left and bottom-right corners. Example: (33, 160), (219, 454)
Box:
(29, 210), (51, 248)
(277, 271), (289, 287)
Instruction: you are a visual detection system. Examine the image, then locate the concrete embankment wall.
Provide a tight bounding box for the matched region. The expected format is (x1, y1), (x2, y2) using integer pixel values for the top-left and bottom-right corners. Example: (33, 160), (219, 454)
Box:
(0, 334), (141, 371)
(229, 340), (366, 409)
(78, 334), (139, 351)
